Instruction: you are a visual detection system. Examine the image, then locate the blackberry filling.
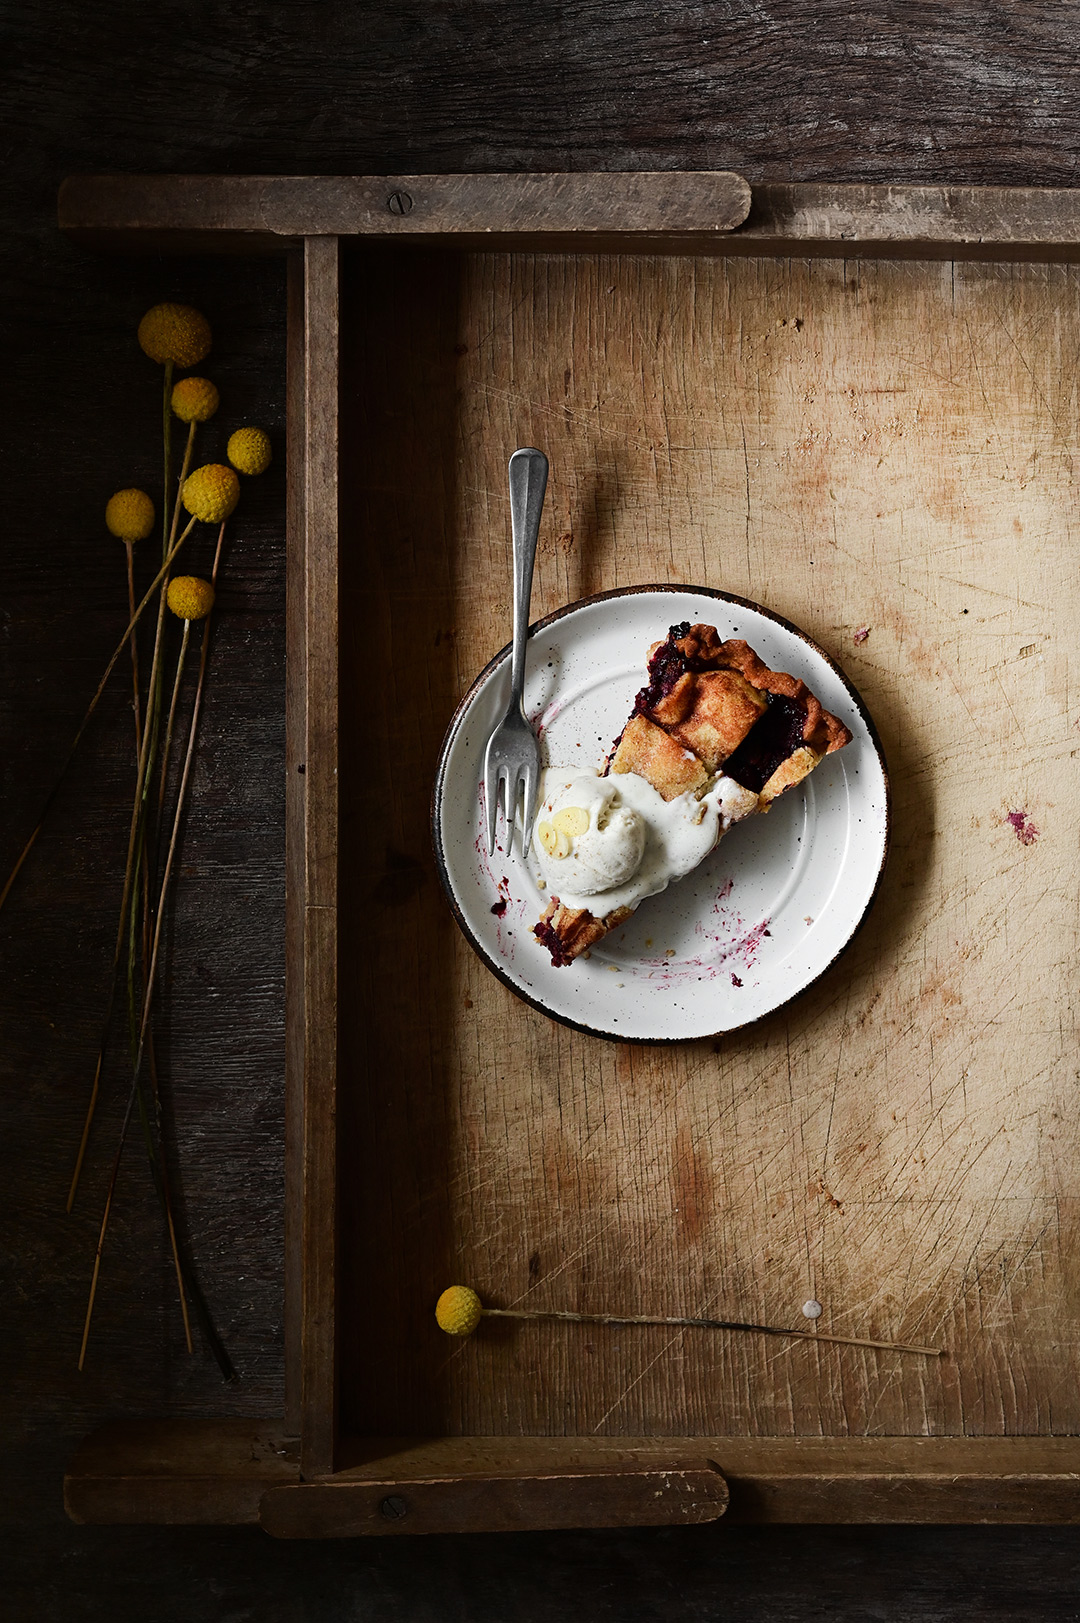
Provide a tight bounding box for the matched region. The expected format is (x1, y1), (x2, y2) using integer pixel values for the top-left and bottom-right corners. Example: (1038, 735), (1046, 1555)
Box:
(533, 914), (572, 967)
(722, 695), (809, 793)
(634, 624), (692, 715)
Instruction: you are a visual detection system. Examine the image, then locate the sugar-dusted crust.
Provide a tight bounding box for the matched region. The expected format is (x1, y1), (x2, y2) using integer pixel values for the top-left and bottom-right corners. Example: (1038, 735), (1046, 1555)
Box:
(533, 623), (852, 966)
(609, 714), (709, 801)
(760, 744), (824, 804)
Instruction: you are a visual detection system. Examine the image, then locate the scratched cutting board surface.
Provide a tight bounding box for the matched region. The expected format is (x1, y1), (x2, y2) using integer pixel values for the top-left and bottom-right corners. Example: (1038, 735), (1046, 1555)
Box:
(337, 246), (1079, 1440)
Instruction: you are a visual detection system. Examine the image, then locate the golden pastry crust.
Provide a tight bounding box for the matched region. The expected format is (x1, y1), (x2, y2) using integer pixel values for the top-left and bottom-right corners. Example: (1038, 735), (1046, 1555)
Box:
(609, 714), (709, 801)
(533, 622), (852, 966)
(666, 671), (768, 772)
(534, 898), (632, 967)
(640, 625), (850, 757)
(760, 744), (824, 803)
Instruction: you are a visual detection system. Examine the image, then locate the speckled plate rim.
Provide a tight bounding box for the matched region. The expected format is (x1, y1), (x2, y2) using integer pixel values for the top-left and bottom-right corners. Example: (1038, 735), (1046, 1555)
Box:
(431, 584), (891, 1045)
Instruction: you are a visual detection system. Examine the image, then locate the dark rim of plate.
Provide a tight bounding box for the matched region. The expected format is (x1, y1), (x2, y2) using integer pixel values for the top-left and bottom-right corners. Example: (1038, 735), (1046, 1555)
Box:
(430, 583), (891, 1046)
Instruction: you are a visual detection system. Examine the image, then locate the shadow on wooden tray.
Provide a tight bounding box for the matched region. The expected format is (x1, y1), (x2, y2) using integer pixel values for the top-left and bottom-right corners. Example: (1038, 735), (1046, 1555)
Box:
(337, 245), (466, 1436)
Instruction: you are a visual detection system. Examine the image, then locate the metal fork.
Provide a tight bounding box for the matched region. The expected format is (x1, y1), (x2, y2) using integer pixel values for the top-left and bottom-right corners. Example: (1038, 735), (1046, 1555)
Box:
(483, 446), (548, 857)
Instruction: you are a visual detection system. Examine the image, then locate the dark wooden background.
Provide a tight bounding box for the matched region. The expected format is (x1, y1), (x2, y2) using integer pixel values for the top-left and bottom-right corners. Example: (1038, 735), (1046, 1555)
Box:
(6, 2), (1080, 1616)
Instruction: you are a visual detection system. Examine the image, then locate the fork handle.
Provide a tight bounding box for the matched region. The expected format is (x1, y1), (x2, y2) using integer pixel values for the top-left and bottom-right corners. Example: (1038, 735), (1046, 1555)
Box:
(507, 447), (548, 710)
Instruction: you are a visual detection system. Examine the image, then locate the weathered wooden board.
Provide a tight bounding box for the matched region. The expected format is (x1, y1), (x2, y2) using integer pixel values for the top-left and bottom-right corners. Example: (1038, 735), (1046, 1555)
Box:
(64, 1420), (299, 1525)
(57, 171), (752, 254)
(57, 176), (1080, 262)
(64, 1424), (1080, 1528)
(337, 244), (1080, 1445)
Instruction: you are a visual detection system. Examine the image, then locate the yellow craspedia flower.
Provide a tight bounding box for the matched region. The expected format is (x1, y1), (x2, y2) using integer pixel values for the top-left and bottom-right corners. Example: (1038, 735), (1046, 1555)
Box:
(167, 576), (216, 621)
(138, 303), (212, 368)
(171, 376), (219, 424)
(105, 488), (155, 543)
(227, 426), (272, 476)
(182, 463), (240, 524)
(435, 1286), (483, 1337)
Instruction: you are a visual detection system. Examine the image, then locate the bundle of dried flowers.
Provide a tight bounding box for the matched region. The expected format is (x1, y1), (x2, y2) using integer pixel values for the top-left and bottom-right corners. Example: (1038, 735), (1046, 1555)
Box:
(1, 302), (273, 1377)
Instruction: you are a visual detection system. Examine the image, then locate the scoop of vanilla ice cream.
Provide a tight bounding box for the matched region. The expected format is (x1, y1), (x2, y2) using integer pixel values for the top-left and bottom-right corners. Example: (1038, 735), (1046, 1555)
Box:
(535, 773), (646, 897)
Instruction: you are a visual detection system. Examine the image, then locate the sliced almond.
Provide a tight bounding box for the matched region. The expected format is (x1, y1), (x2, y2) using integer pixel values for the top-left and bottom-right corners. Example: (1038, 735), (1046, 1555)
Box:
(554, 830), (572, 859)
(553, 805), (589, 836)
(538, 821), (557, 856)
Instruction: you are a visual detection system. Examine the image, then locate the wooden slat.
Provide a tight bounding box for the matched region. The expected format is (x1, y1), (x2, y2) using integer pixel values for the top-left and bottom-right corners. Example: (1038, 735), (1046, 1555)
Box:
(58, 174), (1080, 261)
(283, 249), (306, 1435)
(261, 1462), (728, 1538)
(64, 1421), (299, 1526)
(299, 235), (340, 1478)
(735, 182), (1080, 261)
(57, 171), (751, 253)
(64, 1427), (1080, 1529)
(311, 1437), (1080, 1528)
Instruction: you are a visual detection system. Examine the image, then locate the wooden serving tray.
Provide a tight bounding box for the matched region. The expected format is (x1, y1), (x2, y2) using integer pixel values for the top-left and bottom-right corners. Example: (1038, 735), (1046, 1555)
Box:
(60, 173), (1080, 1535)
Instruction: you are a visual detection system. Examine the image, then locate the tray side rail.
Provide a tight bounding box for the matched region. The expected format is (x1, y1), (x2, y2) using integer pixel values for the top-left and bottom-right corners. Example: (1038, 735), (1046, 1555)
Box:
(58, 174), (1080, 262)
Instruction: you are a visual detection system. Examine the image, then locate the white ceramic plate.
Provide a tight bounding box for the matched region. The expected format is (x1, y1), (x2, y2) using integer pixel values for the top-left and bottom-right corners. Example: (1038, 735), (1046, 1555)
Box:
(432, 586), (889, 1043)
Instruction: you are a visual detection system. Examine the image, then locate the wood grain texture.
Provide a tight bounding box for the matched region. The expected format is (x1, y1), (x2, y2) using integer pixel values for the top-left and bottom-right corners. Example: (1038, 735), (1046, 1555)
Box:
(58, 172), (753, 253)
(64, 1420), (298, 1525)
(298, 237), (341, 1478)
(261, 1462), (728, 1538)
(61, 1425), (1080, 1530)
(317, 1436), (1080, 1526)
(338, 244), (1080, 1448)
(283, 251), (307, 1436)
(60, 175), (1080, 264)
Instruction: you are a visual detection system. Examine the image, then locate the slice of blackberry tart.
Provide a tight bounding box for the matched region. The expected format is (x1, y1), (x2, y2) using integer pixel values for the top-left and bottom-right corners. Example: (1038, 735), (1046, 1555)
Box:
(532, 622), (852, 966)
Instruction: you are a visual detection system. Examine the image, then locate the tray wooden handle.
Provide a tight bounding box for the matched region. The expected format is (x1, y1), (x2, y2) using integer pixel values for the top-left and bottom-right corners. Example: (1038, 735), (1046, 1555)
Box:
(259, 1463), (729, 1538)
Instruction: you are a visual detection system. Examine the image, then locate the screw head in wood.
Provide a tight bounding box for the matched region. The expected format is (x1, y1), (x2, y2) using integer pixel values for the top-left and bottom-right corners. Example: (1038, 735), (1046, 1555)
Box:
(380, 1495), (408, 1519)
(387, 191), (413, 216)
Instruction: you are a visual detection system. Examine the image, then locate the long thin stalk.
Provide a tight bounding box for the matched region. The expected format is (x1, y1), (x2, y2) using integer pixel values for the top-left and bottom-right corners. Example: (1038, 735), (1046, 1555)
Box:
(157, 622), (192, 813)
(78, 1087), (135, 1371)
(124, 540), (142, 747)
(480, 1308), (941, 1358)
(0, 518), (197, 916)
(137, 527), (225, 1060)
(162, 360), (174, 564)
(64, 520), (198, 1212)
(67, 425), (202, 1205)
(67, 539), (148, 1211)
(81, 523), (233, 1379)
(123, 609), (196, 1354)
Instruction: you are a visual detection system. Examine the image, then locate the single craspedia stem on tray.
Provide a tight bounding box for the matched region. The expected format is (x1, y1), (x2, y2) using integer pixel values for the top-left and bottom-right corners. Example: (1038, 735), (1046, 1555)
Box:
(171, 376), (219, 424)
(227, 425), (272, 476)
(182, 463), (240, 524)
(435, 1285), (484, 1336)
(137, 303), (212, 369)
(433, 1286), (941, 1356)
(167, 576), (216, 621)
(105, 488), (155, 544)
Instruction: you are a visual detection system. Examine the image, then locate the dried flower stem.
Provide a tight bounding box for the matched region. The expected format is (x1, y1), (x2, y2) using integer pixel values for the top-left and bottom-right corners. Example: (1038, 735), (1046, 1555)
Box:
(124, 541), (143, 747)
(137, 525), (225, 1057)
(63, 517), (199, 1212)
(161, 360), (174, 563)
(78, 1088), (135, 1372)
(0, 518), (198, 917)
(66, 540), (151, 1210)
(80, 523), (233, 1379)
(157, 622), (192, 813)
(480, 1307), (941, 1358)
